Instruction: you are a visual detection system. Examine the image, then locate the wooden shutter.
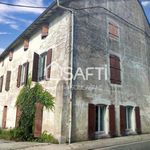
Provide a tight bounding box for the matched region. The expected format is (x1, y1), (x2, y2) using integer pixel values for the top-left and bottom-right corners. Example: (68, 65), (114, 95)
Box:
(110, 55), (121, 84)
(5, 71), (11, 91)
(88, 103), (96, 140)
(34, 102), (43, 137)
(120, 105), (126, 136)
(32, 53), (39, 82)
(109, 105), (116, 137)
(46, 49), (52, 79)
(24, 62), (29, 85)
(9, 51), (13, 61)
(41, 24), (49, 39)
(135, 106), (142, 134)
(17, 65), (22, 88)
(0, 76), (4, 92)
(24, 39), (29, 51)
(15, 107), (21, 128)
(2, 106), (7, 129)
(109, 22), (119, 38)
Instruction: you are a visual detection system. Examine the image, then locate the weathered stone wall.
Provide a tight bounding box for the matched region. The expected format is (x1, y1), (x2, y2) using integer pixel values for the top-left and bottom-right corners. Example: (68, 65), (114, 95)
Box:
(0, 10), (71, 143)
(62, 0), (150, 141)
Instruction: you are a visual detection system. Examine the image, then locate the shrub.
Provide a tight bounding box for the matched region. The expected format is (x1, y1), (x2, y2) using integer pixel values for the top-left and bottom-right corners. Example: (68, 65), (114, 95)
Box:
(0, 129), (12, 140)
(37, 131), (59, 144)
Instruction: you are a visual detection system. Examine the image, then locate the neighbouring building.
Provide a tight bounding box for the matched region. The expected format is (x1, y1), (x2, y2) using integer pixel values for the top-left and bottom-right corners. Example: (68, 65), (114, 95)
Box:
(0, 0), (150, 143)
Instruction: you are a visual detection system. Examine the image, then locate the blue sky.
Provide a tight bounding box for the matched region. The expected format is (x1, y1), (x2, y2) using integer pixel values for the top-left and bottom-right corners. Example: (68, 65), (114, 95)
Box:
(0, 0), (150, 53)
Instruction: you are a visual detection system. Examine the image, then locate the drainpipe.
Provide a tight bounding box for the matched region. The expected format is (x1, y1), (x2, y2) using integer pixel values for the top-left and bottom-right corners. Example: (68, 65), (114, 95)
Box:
(56, 0), (74, 144)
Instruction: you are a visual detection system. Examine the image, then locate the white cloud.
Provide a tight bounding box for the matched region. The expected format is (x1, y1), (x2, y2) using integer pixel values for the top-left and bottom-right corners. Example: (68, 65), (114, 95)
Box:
(0, 32), (11, 35)
(0, 0), (46, 14)
(0, 48), (4, 53)
(9, 24), (19, 30)
(0, 0), (46, 30)
(141, 1), (150, 7)
(0, 16), (20, 30)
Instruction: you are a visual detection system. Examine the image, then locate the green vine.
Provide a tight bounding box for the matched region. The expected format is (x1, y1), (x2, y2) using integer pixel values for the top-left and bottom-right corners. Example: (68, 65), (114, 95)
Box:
(16, 77), (54, 140)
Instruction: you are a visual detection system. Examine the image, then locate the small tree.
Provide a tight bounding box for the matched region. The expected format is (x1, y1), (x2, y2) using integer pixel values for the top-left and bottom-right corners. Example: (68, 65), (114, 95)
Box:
(16, 77), (54, 140)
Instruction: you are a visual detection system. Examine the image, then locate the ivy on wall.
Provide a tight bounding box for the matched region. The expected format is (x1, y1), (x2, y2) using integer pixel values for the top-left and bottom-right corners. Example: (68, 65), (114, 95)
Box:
(16, 77), (54, 140)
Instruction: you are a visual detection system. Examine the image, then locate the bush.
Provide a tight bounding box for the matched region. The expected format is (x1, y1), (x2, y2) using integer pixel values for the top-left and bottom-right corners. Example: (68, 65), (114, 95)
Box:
(10, 128), (27, 141)
(0, 129), (12, 140)
(0, 129), (58, 144)
(37, 131), (59, 144)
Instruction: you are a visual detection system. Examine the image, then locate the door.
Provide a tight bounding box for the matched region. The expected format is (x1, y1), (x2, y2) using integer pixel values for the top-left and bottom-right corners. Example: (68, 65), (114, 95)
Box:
(2, 106), (7, 129)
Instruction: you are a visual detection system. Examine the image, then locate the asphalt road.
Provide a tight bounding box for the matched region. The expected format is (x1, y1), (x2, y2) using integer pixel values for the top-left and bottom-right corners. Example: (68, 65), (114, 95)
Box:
(94, 140), (150, 150)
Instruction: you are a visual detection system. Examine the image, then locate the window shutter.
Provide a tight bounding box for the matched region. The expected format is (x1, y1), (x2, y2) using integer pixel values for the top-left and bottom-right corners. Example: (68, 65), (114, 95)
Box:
(109, 105), (116, 137)
(88, 103), (96, 140)
(46, 49), (52, 79)
(17, 65), (22, 88)
(5, 71), (11, 91)
(15, 107), (21, 128)
(9, 51), (13, 61)
(120, 105), (126, 136)
(41, 24), (49, 39)
(110, 55), (121, 84)
(135, 106), (142, 134)
(0, 76), (4, 92)
(32, 53), (39, 82)
(34, 102), (43, 137)
(2, 106), (7, 129)
(24, 62), (29, 85)
(24, 39), (29, 51)
(109, 22), (119, 38)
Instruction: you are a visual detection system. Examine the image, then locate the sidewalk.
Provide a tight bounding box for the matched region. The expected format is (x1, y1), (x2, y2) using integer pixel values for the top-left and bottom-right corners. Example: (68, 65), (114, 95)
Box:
(0, 134), (150, 150)
(25, 134), (150, 150)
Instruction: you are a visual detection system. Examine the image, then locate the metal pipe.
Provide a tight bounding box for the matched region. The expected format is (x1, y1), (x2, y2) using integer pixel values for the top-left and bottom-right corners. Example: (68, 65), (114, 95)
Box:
(56, 0), (74, 144)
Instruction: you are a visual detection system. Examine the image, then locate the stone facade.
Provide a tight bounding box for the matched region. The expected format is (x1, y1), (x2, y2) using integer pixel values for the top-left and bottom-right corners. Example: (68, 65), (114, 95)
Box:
(0, 0), (150, 143)
(0, 9), (71, 143)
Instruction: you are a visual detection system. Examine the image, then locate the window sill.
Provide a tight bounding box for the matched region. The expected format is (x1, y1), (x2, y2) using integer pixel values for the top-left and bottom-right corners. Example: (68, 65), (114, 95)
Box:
(125, 129), (137, 135)
(95, 131), (109, 139)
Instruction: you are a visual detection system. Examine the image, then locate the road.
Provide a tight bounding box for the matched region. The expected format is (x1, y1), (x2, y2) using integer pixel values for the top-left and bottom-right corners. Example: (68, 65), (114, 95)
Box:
(94, 140), (150, 150)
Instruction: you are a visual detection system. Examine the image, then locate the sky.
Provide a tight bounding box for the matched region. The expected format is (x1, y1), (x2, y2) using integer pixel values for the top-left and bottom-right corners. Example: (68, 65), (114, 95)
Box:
(0, 0), (150, 53)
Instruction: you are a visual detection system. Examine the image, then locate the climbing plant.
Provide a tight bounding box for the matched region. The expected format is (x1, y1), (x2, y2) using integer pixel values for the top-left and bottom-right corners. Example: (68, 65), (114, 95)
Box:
(16, 77), (54, 140)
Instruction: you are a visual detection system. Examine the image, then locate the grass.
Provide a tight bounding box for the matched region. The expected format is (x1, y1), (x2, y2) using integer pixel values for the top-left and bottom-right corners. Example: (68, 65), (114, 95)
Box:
(0, 128), (59, 144)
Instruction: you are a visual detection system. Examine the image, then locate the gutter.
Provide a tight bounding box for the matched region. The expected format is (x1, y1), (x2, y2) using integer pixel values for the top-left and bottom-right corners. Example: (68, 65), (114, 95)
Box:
(56, 0), (74, 144)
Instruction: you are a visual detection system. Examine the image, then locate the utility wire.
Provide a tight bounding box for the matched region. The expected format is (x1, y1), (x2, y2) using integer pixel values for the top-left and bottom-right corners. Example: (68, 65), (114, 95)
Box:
(0, 1), (47, 9)
(72, 5), (150, 38)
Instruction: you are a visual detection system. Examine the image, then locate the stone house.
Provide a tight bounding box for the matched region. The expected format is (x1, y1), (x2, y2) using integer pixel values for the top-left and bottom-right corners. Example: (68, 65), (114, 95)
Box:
(0, 0), (150, 143)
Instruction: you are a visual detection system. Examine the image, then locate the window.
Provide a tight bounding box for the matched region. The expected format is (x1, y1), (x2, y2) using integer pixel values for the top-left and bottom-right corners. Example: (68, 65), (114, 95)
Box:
(2, 106), (7, 129)
(110, 54), (121, 84)
(21, 63), (28, 85)
(96, 105), (106, 132)
(38, 52), (47, 81)
(17, 62), (29, 88)
(108, 22), (119, 39)
(0, 76), (4, 92)
(5, 71), (11, 91)
(41, 24), (49, 39)
(24, 39), (29, 51)
(9, 51), (13, 61)
(1, 60), (4, 67)
(32, 49), (52, 82)
(88, 104), (115, 140)
(126, 106), (133, 130)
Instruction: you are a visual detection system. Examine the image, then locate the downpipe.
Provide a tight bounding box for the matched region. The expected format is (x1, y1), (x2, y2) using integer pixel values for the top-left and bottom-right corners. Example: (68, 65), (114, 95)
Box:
(56, 0), (74, 144)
